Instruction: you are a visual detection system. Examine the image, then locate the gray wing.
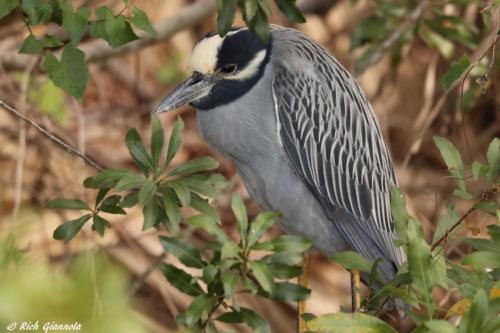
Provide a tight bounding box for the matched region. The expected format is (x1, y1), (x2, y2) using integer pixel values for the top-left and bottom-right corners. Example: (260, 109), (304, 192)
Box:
(271, 28), (406, 269)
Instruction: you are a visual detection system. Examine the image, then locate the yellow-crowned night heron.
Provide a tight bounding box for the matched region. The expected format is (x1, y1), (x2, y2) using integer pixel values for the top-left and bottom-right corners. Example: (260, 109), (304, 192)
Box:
(155, 26), (406, 320)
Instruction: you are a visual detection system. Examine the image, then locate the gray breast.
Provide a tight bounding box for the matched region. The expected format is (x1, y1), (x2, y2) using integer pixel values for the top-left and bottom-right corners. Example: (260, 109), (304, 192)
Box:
(195, 65), (348, 254)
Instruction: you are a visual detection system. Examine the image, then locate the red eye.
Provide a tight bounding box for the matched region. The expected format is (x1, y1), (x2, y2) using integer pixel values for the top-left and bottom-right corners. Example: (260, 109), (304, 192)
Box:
(220, 64), (237, 74)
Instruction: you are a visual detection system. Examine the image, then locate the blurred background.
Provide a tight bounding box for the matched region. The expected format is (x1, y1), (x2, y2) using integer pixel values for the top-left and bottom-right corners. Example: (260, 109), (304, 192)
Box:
(0, 0), (498, 332)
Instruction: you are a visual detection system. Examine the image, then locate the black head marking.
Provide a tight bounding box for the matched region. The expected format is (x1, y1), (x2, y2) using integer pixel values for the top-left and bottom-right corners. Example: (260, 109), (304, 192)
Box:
(192, 28), (272, 110)
(215, 29), (268, 70)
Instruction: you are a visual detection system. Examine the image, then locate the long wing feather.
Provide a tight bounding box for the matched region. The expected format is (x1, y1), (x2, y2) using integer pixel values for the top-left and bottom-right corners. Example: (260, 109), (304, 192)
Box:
(271, 28), (406, 269)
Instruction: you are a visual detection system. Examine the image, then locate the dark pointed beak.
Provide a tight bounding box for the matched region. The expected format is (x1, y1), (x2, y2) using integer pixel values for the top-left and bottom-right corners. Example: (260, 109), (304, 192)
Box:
(154, 71), (217, 114)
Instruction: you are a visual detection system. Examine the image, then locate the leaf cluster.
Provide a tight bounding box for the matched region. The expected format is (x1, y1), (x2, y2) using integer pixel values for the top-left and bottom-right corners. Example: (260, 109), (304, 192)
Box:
(0, 0), (156, 99)
(47, 117), (312, 332)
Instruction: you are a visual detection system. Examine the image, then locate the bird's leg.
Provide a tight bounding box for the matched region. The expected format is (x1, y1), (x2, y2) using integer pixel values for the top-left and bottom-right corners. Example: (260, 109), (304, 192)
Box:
(298, 253), (311, 333)
(350, 269), (361, 312)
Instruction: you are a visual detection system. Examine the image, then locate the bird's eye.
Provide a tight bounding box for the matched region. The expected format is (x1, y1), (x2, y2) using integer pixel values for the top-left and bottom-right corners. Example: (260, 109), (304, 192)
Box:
(219, 64), (237, 74)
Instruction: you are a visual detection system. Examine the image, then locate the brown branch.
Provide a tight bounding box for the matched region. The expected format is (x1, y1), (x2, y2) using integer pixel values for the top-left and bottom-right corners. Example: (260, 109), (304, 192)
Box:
(430, 186), (498, 251)
(1, 0), (216, 70)
(0, 100), (103, 171)
(355, 0), (430, 75)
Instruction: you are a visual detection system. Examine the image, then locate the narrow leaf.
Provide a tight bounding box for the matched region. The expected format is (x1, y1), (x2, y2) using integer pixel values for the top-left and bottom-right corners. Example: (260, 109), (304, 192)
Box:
(53, 214), (92, 243)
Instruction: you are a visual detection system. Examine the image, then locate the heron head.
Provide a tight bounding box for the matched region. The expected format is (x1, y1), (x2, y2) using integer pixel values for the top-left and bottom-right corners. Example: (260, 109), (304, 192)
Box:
(154, 28), (270, 114)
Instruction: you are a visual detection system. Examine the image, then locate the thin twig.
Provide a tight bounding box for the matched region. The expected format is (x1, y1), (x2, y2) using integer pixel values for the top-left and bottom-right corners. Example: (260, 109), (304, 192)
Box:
(0, 100), (103, 171)
(430, 186), (498, 251)
(130, 252), (167, 295)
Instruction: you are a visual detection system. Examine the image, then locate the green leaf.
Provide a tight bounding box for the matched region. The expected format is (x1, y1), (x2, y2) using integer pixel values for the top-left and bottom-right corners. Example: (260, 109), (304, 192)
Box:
(99, 204), (126, 215)
(464, 238), (500, 253)
(159, 236), (205, 268)
(432, 202), (459, 244)
(161, 187), (181, 227)
(167, 181), (190, 206)
(138, 180), (157, 205)
(42, 44), (88, 99)
(150, 115), (164, 167)
(114, 173), (147, 191)
(231, 194), (248, 239)
(216, 0), (237, 36)
(249, 261), (275, 294)
(221, 240), (240, 260)
(166, 117), (184, 167)
(473, 201), (497, 215)
(217, 308), (271, 333)
(267, 263), (303, 279)
(331, 251), (373, 273)
(254, 235), (311, 252)
(142, 199), (159, 230)
(244, 0), (258, 21)
(459, 289), (488, 333)
(488, 225), (500, 242)
(0, 0), (16, 20)
(472, 161), (489, 180)
(486, 137), (500, 182)
(119, 191), (139, 208)
(161, 263), (203, 296)
(269, 282), (310, 302)
(85, 168), (134, 189)
(185, 214), (228, 242)
(274, 0), (306, 23)
(390, 186), (410, 243)
(266, 252), (304, 266)
(461, 251), (500, 269)
(253, 7), (270, 42)
(19, 34), (63, 54)
(21, 0), (53, 25)
(125, 128), (154, 175)
(222, 269), (239, 297)
(131, 6), (157, 35)
(306, 312), (398, 333)
(190, 193), (219, 219)
(170, 157), (219, 177)
(92, 215), (110, 237)
(419, 23), (455, 60)
(442, 55), (470, 91)
(94, 7), (139, 48)
(53, 214), (92, 243)
(61, 2), (90, 45)
(95, 188), (110, 207)
(247, 212), (279, 247)
(178, 174), (227, 199)
(184, 294), (215, 327)
(433, 136), (466, 192)
(407, 221), (434, 313)
(46, 198), (91, 211)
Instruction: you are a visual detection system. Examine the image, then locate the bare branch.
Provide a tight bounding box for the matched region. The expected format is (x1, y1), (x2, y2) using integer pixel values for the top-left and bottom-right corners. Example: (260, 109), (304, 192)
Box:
(0, 100), (103, 171)
(1, 0), (216, 70)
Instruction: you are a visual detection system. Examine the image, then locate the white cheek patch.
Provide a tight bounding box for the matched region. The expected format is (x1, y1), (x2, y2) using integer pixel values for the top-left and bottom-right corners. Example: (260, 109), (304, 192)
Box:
(227, 50), (267, 81)
(188, 34), (224, 74)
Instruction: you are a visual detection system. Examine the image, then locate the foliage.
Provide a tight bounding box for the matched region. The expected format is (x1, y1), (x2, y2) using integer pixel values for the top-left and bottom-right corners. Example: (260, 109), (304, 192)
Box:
(47, 116), (312, 331)
(3, 0), (500, 332)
